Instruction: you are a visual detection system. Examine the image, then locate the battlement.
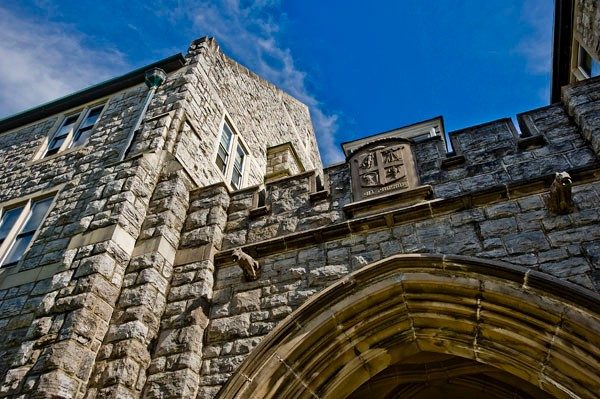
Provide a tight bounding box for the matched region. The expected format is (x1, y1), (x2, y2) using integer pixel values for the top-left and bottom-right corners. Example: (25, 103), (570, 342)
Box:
(210, 80), (600, 249)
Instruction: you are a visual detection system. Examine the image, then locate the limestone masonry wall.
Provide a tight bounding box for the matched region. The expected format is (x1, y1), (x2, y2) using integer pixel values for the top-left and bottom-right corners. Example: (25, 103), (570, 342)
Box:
(0, 37), (598, 399)
(0, 36), (322, 398)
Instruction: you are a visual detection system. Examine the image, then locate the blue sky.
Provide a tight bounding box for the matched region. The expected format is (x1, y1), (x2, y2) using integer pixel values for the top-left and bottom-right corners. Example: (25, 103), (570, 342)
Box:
(0, 0), (553, 164)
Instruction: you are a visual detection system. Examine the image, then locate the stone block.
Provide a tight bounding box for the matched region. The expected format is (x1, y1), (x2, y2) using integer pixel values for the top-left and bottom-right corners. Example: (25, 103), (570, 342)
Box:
(231, 289), (261, 313)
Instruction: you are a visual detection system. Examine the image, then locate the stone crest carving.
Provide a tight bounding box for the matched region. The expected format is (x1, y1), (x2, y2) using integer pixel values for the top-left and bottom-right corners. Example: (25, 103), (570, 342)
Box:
(349, 139), (418, 201)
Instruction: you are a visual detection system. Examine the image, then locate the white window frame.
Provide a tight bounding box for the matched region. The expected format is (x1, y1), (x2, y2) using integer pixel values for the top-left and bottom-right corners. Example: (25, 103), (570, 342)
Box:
(0, 193), (55, 268)
(214, 116), (249, 190)
(39, 102), (107, 159)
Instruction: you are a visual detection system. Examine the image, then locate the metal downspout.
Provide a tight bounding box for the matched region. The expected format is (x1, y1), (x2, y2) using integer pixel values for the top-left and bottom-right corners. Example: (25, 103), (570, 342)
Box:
(119, 67), (167, 161)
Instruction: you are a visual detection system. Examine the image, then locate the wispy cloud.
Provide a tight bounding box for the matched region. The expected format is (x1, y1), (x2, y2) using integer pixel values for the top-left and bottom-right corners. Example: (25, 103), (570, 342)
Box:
(516, 0), (553, 75)
(175, 0), (343, 164)
(0, 6), (127, 118)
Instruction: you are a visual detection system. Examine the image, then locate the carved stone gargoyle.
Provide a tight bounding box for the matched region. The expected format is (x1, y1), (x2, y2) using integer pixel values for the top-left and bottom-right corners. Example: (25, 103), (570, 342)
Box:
(547, 171), (574, 214)
(232, 248), (261, 281)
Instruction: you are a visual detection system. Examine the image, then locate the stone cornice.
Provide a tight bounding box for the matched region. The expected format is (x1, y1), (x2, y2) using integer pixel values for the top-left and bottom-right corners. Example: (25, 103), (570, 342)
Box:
(214, 165), (600, 265)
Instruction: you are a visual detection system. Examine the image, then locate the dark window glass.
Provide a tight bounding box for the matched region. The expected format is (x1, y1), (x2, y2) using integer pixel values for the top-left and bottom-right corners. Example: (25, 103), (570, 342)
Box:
(3, 234), (34, 266)
(580, 46), (593, 76)
(230, 144), (246, 189)
(47, 136), (66, 154)
(44, 113), (79, 157)
(216, 122), (234, 174)
(21, 198), (53, 233)
(1, 197), (52, 267)
(0, 206), (24, 245)
(72, 105), (104, 148)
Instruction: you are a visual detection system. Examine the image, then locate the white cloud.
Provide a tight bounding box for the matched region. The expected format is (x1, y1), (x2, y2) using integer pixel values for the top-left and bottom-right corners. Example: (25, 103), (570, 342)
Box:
(185, 0), (343, 163)
(0, 6), (127, 118)
(516, 0), (553, 75)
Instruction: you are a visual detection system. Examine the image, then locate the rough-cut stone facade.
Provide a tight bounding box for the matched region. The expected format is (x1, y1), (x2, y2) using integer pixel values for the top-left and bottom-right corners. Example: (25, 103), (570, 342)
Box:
(574, 0), (600, 61)
(0, 35), (599, 399)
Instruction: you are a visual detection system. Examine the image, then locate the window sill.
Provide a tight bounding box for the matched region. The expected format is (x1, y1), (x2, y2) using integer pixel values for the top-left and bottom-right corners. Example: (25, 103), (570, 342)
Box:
(27, 146), (90, 166)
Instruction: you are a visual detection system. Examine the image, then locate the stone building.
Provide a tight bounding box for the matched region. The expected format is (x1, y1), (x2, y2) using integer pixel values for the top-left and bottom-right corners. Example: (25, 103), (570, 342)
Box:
(0, 8), (599, 399)
(552, 0), (600, 101)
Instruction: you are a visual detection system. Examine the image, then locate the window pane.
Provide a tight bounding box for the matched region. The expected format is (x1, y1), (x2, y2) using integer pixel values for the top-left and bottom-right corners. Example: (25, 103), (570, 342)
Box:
(580, 46), (593, 76)
(71, 105), (103, 147)
(79, 105), (103, 130)
(55, 114), (80, 138)
(216, 153), (227, 174)
(216, 122), (234, 174)
(2, 233), (34, 266)
(71, 127), (92, 148)
(234, 145), (245, 169)
(47, 136), (66, 152)
(0, 206), (24, 243)
(21, 197), (53, 233)
(221, 123), (234, 148)
(231, 168), (242, 189)
(592, 58), (600, 77)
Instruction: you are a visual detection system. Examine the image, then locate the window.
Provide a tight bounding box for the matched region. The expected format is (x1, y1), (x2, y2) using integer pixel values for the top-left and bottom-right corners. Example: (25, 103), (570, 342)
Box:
(578, 45), (600, 79)
(215, 119), (248, 190)
(43, 103), (105, 157)
(0, 196), (54, 267)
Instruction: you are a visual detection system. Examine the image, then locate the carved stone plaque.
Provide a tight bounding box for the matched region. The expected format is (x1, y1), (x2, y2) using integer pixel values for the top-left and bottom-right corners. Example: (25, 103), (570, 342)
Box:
(349, 139), (418, 201)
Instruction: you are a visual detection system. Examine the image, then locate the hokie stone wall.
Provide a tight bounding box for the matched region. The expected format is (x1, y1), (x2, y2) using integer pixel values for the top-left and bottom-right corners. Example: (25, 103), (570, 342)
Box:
(0, 38), (598, 399)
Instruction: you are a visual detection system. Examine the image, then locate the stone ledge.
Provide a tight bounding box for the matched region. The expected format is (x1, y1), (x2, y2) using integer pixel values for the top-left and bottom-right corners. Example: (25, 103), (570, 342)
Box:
(0, 262), (65, 290)
(342, 185), (433, 218)
(215, 166), (600, 265)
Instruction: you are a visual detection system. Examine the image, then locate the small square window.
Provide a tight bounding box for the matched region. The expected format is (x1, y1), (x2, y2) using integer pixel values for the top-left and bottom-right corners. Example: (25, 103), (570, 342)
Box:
(42, 103), (105, 158)
(215, 118), (249, 190)
(578, 45), (600, 78)
(0, 195), (54, 268)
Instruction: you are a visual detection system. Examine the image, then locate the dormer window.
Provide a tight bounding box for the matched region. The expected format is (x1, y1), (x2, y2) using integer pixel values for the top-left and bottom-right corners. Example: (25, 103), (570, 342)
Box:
(43, 103), (105, 158)
(215, 118), (248, 190)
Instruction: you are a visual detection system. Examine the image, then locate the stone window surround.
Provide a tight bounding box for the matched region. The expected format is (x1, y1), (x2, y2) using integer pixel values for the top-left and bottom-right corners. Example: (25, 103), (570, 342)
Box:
(31, 98), (110, 161)
(572, 40), (600, 81)
(0, 186), (59, 271)
(214, 113), (250, 190)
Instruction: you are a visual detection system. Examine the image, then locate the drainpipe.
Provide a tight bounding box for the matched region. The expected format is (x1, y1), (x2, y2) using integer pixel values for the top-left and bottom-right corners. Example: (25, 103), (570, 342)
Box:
(119, 67), (168, 161)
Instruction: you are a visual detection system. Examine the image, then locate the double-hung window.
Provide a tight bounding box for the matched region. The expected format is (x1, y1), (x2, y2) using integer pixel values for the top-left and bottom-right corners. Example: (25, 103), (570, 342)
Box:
(0, 196), (54, 267)
(215, 119), (248, 190)
(43, 103), (105, 158)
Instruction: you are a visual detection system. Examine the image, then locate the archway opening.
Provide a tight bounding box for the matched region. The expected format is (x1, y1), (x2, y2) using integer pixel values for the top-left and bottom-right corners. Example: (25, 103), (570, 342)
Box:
(347, 352), (551, 399)
(218, 254), (600, 399)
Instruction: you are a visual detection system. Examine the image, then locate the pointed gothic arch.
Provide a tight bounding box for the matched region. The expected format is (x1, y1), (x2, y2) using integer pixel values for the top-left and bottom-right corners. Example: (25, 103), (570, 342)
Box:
(217, 254), (600, 399)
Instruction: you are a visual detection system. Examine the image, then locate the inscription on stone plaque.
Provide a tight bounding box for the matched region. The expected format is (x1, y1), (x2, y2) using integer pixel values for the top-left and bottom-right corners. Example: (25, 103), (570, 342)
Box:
(349, 139), (418, 201)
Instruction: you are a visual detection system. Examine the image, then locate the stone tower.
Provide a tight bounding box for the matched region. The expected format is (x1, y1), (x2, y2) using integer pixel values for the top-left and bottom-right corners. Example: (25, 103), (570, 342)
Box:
(0, 23), (599, 399)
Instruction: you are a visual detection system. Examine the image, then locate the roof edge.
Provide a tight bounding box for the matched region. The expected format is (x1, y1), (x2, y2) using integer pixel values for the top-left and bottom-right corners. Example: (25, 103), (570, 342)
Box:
(0, 53), (186, 134)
